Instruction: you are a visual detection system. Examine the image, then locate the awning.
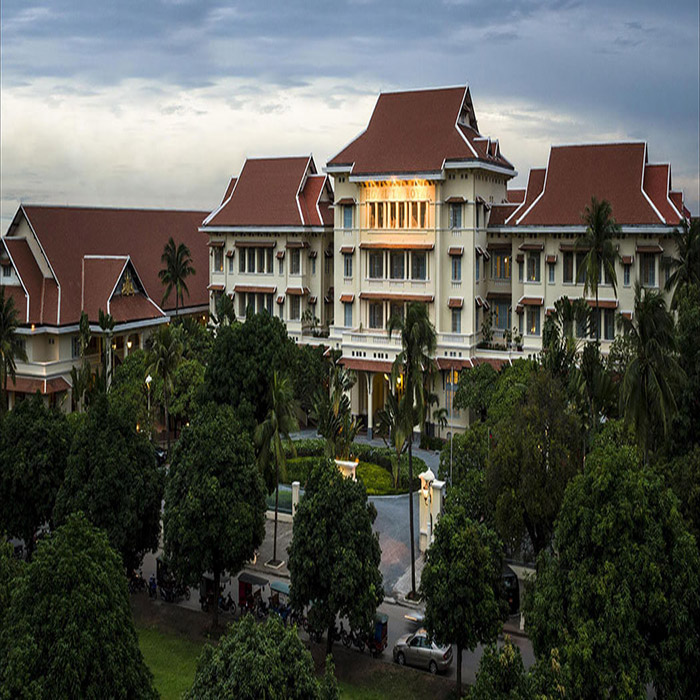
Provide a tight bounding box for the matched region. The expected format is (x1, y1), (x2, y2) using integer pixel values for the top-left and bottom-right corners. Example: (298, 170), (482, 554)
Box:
(621, 255), (634, 265)
(335, 197), (356, 206)
(519, 242), (544, 251)
(276, 250), (285, 259)
(587, 299), (618, 309)
(487, 242), (510, 251)
(448, 297), (463, 309)
(324, 249), (334, 258)
(286, 241), (309, 249)
(636, 244), (663, 254)
(620, 311), (632, 320)
(308, 250), (317, 259)
(545, 307), (555, 316)
(360, 242), (434, 250)
(286, 287), (310, 296)
(486, 291), (511, 301)
(559, 243), (588, 252)
(515, 253), (524, 263)
(234, 284), (276, 294)
(235, 240), (275, 248)
(436, 357), (472, 370)
(6, 376), (71, 395)
(238, 572), (269, 587)
(444, 196), (466, 203)
(207, 284), (225, 292)
(225, 250), (234, 257)
(340, 357), (394, 373)
(359, 291), (434, 303)
(339, 245), (355, 254)
(448, 246), (464, 256)
(475, 296), (490, 310)
(517, 296), (544, 306)
(340, 293), (355, 303)
(276, 296), (284, 305)
(207, 240), (225, 248)
(270, 580), (290, 595)
(545, 254), (558, 264)
(308, 296), (317, 305)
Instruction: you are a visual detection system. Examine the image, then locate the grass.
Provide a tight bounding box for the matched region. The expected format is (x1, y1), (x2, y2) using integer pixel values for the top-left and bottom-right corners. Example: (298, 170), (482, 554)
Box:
(136, 624), (204, 700)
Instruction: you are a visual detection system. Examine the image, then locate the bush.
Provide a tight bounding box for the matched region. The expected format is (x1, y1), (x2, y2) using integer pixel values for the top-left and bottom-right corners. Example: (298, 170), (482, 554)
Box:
(356, 462), (395, 495)
(419, 434), (445, 451)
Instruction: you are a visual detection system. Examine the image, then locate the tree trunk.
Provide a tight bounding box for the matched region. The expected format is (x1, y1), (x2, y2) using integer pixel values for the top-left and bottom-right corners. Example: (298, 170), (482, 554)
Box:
(408, 439), (416, 597)
(213, 566), (220, 630)
(456, 644), (463, 697)
(164, 386), (170, 456)
(595, 287), (599, 344)
(326, 622), (334, 656)
(273, 458), (280, 562)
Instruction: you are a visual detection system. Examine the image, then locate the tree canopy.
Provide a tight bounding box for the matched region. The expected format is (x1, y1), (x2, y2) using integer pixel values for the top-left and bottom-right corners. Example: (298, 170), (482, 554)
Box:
(288, 460), (383, 655)
(53, 396), (164, 572)
(526, 443), (700, 698)
(0, 395), (71, 557)
(163, 403), (266, 628)
(454, 362), (498, 421)
(186, 615), (337, 700)
(0, 512), (156, 699)
(471, 637), (531, 700)
(0, 286), (27, 413)
(204, 311), (297, 432)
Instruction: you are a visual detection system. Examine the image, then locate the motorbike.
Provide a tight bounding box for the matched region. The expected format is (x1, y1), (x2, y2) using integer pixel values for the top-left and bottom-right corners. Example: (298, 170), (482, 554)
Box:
(219, 592), (235, 613)
(128, 570), (147, 594)
(341, 625), (366, 652)
(148, 575), (157, 599)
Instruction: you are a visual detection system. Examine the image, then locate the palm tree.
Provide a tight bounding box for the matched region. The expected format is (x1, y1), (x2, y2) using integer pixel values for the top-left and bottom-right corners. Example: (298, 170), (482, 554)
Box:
(619, 282), (684, 464)
(578, 197), (621, 343)
(254, 372), (299, 565)
(146, 324), (183, 455)
(375, 389), (412, 488)
(665, 218), (700, 309)
(98, 308), (115, 390)
(0, 287), (27, 413)
(387, 302), (437, 598)
(159, 238), (196, 317)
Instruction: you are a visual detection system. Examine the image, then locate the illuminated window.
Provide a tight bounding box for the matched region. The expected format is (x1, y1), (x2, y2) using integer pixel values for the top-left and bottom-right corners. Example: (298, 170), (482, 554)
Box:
(492, 253), (510, 280)
(527, 307), (540, 335)
(213, 247), (223, 272)
(526, 252), (540, 282)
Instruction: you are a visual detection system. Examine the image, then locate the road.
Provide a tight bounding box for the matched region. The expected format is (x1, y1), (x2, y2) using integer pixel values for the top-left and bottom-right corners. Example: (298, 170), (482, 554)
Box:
(139, 551), (534, 686)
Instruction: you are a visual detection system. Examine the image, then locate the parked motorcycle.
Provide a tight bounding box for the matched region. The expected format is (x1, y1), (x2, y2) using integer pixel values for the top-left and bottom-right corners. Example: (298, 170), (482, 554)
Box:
(128, 569), (147, 594)
(219, 592), (235, 613)
(341, 625), (366, 652)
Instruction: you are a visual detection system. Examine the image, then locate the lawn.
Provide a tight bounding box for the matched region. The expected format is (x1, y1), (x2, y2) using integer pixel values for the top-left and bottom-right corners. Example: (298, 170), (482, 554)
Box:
(136, 624), (203, 700)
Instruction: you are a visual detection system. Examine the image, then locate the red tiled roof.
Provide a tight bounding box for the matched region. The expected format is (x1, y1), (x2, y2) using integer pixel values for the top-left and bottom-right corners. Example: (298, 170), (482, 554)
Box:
(109, 295), (165, 322)
(505, 169), (546, 224)
(1, 284), (27, 323)
(17, 205), (208, 325)
(516, 144), (671, 226)
(472, 357), (511, 370)
(488, 204), (518, 227)
(221, 178), (237, 205)
(448, 297), (463, 308)
(507, 189), (526, 204)
(359, 241), (434, 250)
(339, 293), (355, 303)
(82, 257), (128, 321)
(359, 291), (434, 303)
(643, 164), (682, 225)
(436, 358), (472, 370)
(586, 299), (618, 309)
(340, 357), (394, 374)
(6, 376), (71, 395)
(205, 156), (333, 228)
(327, 87), (513, 175)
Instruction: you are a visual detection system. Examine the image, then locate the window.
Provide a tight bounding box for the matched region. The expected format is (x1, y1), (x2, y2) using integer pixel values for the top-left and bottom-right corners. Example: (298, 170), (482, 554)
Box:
(278, 300), (284, 319)
(71, 336), (80, 358)
(239, 294), (247, 317)
(623, 263), (631, 286)
(390, 251), (405, 280)
(343, 254), (353, 278)
(266, 248), (273, 273)
(641, 253), (656, 287)
(278, 257), (284, 274)
(518, 261), (524, 282)
(548, 263), (555, 284)
(493, 302), (510, 330)
(576, 252), (587, 284)
(449, 204), (462, 229)
(311, 257), (316, 275)
(369, 251), (384, 279)
(475, 205), (480, 229)
(228, 255), (234, 273)
(452, 256), (461, 282)
(343, 205), (353, 229)
(247, 248), (255, 273)
(213, 247), (223, 272)
(604, 309), (615, 340)
(527, 306), (541, 336)
(451, 308), (462, 333)
(344, 302), (353, 327)
(589, 309), (599, 339)
(475, 256), (480, 282)
(290, 249), (301, 275)
(369, 302), (384, 329)
(266, 294), (273, 314)
(2, 265), (11, 278)
(411, 251), (426, 280)
(492, 253), (510, 280)
(526, 252), (540, 282)
(563, 252), (574, 283)
(238, 251), (245, 273)
(257, 248), (265, 272)
(290, 296), (301, 320)
(389, 302), (404, 323)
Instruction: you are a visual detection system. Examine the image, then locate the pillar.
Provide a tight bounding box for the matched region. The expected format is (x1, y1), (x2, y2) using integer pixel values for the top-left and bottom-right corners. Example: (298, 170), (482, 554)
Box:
(291, 481), (300, 518)
(366, 372), (374, 439)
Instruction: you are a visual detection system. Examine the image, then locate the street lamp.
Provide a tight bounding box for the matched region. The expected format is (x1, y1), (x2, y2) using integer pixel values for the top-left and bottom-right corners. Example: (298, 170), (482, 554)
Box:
(145, 374), (152, 424)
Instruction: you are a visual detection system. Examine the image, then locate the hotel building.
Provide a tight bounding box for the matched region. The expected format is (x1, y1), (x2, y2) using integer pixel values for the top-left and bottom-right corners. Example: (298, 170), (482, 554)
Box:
(1, 205), (208, 411)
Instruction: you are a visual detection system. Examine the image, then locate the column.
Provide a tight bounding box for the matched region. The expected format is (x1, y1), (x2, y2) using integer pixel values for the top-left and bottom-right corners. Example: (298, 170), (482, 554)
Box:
(366, 372), (374, 440)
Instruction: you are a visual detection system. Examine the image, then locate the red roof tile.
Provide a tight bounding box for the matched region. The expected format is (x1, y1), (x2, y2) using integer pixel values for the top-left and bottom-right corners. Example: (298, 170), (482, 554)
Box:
(506, 189), (526, 204)
(109, 295), (165, 322)
(6, 376), (70, 395)
(299, 174), (333, 227)
(1, 284), (27, 323)
(221, 178), (237, 205)
(516, 144), (665, 226)
(17, 205), (208, 325)
(505, 168), (546, 224)
(82, 257), (128, 321)
(643, 164), (682, 225)
(340, 357), (394, 374)
(327, 87), (513, 175)
(488, 203), (518, 227)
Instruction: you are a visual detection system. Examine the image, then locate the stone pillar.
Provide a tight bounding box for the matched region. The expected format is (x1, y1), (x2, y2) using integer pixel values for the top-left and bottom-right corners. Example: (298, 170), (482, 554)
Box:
(291, 481), (300, 518)
(124, 335), (130, 358)
(366, 372), (374, 439)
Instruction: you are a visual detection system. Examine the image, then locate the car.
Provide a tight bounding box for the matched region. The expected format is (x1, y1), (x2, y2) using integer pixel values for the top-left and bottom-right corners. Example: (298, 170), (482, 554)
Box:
(392, 629), (453, 674)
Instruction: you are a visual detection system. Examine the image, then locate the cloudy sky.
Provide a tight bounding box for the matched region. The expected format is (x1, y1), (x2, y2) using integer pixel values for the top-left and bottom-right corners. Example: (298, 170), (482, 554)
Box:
(1, 0), (698, 229)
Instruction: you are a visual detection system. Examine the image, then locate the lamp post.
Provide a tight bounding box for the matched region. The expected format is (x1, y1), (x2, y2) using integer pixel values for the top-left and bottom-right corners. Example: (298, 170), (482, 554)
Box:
(450, 364), (454, 486)
(419, 468), (436, 551)
(145, 374), (152, 436)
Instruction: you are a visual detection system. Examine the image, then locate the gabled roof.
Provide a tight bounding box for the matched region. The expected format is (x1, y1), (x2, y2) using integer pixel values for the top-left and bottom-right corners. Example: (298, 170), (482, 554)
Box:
(204, 156), (333, 228)
(326, 86), (514, 176)
(512, 143), (686, 227)
(488, 203), (519, 226)
(504, 169), (546, 225)
(4, 205), (208, 326)
(506, 189), (526, 204)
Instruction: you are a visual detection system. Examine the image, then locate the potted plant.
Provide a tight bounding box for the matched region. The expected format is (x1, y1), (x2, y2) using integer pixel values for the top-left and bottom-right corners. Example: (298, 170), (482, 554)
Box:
(513, 327), (523, 351)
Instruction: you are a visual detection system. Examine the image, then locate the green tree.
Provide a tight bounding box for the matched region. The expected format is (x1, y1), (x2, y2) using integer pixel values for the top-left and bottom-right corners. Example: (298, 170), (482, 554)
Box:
(0, 286), (27, 414)
(539, 296), (590, 380)
(375, 388), (411, 488)
(619, 282), (683, 463)
(69, 311), (94, 412)
(108, 349), (155, 433)
(487, 370), (582, 555)
(656, 446), (700, 545)
(158, 237), (196, 316)
(486, 358), (536, 426)
(387, 301), (437, 597)
(255, 371), (299, 565)
(204, 311), (297, 432)
(163, 403), (266, 629)
(664, 217), (700, 309)
(186, 615), (336, 700)
(526, 444), (700, 698)
(146, 323), (183, 454)
(173, 315), (213, 365)
(471, 637), (531, 700)
(98, 308), (115, 390)
(288, 460), (383, 655)
(577, 197), (620, 343)
(438, 420), (489, 488)
(210, 291), (236, 328)
(168, 357), (205, 428)
(453, 362), (497, 421)
(420, 493), (505, 696)
(294, 343), (332, 420)
(0, 540), (23, 627)
(0, 512), (156, 699)
(54, 397), (164, 573)
(0, 396), (71, 559)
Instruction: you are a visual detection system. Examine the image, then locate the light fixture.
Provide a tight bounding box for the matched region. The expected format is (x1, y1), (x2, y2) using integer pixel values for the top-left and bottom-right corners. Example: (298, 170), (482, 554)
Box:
(127, 339), (133, 349)
(419, 468), (435, 505)
(145, 375), (152, 386)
